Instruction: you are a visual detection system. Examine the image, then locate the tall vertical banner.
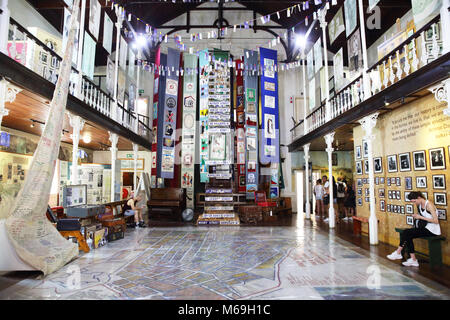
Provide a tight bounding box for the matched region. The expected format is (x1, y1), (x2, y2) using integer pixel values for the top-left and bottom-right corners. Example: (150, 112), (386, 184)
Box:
(181, 54), (198, 208)
(199, 50), (210, 183)
(244, 50), (259, 199)
(235, 59), (246, 193)
(259, 48), (280, 199)
(156, 53), (167, 185)
(158, 47), (180, 180)
(151, 47), (161, 188)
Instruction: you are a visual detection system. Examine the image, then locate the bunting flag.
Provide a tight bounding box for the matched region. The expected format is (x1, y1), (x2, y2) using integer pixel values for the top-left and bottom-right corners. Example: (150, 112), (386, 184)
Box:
(156, 52), (167, 184)
(158, 47), (180, 180)
(150, 47), (161, 188)
(199, 49), (210, 183)
(259, 47), (280, 199)
(181, 54), (198, 208)
(244, 50), (259, 200)
(235, 59), (246, 193)
(4, 0), (81, 275)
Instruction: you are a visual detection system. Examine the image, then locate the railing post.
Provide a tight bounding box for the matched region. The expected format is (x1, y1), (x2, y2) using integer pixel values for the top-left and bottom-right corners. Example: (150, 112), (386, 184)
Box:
(359, 113), (379, 245)
(324, 132), (335, 229)
(0, 0), (10, 55)
(112, 6), (124, 123)
(358, 0), (371, 100)
(75, 0), (86, 100)
(68, 114), (85, 185)
(318, 7), (331, 122)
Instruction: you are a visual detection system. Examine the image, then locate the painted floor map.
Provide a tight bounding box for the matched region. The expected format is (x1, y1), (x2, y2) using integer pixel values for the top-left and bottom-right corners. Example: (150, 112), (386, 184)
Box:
(0, 225), (449, 300)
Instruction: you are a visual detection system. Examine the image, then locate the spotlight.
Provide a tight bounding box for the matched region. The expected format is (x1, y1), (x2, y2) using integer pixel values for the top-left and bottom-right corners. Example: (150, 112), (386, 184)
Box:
(295, 34), (306, 49)
(83, 135), (91, 144)
(135, 34), (147, 49)
(384, 98), (390, 106)
(30, 123), (34, 128)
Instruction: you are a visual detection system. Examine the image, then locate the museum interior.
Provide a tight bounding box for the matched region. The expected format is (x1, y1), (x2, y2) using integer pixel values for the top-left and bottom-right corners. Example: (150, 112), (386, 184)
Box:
(0, 0), (449, 301)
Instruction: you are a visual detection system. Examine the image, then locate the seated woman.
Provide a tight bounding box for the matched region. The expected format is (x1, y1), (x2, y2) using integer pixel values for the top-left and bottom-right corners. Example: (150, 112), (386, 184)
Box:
(123, 193), (146, 228)
(387, 191), (441, 267)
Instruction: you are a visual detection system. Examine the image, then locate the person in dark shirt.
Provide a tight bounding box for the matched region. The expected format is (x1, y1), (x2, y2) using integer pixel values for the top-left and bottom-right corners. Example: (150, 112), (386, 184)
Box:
(123, 193), (146, 228)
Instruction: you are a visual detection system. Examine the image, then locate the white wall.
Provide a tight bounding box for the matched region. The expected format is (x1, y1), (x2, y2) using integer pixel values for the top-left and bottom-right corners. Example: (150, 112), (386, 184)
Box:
(92, 150), (152, 177)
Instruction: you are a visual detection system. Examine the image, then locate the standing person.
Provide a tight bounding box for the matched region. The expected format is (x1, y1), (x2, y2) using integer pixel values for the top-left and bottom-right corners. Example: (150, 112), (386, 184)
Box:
(336, 177), (347, 220)
(313, 179), (324, 218)
(322, 175), (329, 221)
(343, 183), (356, 221)
(123, 193), (147, 228)
(387, 191), (441, 267)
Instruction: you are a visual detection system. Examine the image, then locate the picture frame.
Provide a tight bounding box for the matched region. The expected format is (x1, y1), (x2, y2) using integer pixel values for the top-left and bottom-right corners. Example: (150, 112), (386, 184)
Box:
(399, 152), (411, 172)
(416, 176), (427, 188)
(364, 160), (370, 174)
(387, 177), (391, 186)
(365, 188), (370, 196)
(363, 140), (369, 158)
(432, 174), (446, 189)
(374, 157), (383, 173)
(429, 147), (446, 170)
(406, 215), (414, 226)
(357, 188), (362, 196)
(387, 204), (391, 212)
(406, 204), (414, 214)
(437, 208), (447, 221)
(388, 190), (392, 199)
(405, 177), (412, 190)
(413, 150), (427, 171)
(380, 177), (385, 184)
(434, 193), (447, 206)
(356, 161), (363, 175)
(396, 177), (401, 186)
(375, 177), (379, 185)
(357, 198), (363, 206)
(405, 191), (411, 202)
(379, 188), (385, 198)
(396, 190), (401, 200)
(380, 200), (385, 212)
(387, 155), (398, 172)
(401, 206), (405, 214)
(332, 152), (338, 166)
(356, 145), (362, 159)
(363, 178), (367, 184)
(357, 178), (362, 187)
(365, 197), (370, 203)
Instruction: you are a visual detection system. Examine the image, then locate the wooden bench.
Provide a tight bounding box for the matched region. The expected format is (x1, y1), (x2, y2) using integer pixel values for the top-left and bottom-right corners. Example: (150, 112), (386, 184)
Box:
(352, 216), (368, 235)
(148, 188), (186, 221)
(395, 228), (446, 267)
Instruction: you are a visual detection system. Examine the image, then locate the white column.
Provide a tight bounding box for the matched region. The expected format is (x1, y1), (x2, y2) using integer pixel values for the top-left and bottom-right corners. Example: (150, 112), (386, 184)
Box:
(358, 0), (371, 100)
(0, 0), (10, 55)
(75, 0), (86, 99)
(429, 78), (450, 117)
(318, 8), (331, 122)
(109, 131), (119, 201)
(0, 79), (21, 132)
(324, 132), (335, 229)
(304, 143), (311, 219)
(133, 143), (138, 191)
(359, 113), (379, 245)
(112, 6), (124, 122)
(68, 114), (85, 185)
(302, 51), (308, 135)
(441, 0), (450, 55)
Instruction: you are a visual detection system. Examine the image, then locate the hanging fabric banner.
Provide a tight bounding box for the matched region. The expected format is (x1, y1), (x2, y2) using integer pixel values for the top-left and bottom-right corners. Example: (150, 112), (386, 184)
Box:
(150, 47), (161, 188)
(235, 59), (246, 193)
(244, 50), (259, 200)
(259, 47), (280, 199)
(199, 49), (210, 183)
(181, 54), (198, 208)
(158, 47), (180, 180)
(156, 52), (167, 185)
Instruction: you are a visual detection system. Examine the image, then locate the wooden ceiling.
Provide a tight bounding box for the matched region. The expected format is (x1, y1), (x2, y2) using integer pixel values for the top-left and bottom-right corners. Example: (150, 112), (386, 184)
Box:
(3, 86), (142, 151)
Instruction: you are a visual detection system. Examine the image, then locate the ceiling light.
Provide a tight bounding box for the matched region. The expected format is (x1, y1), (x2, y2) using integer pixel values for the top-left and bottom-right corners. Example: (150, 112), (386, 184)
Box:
(295, 34), (306, 49)
(83, 135), (91, 144)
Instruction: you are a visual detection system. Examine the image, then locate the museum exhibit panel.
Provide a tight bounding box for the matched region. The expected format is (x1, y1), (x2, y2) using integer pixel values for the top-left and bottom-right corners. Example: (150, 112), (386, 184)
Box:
(0, 0), (449, 301)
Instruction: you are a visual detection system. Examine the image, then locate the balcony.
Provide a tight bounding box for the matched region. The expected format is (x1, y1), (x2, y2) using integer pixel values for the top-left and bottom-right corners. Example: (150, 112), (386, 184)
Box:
(289, 15), (450, 152)
(1, 17), (151, 149)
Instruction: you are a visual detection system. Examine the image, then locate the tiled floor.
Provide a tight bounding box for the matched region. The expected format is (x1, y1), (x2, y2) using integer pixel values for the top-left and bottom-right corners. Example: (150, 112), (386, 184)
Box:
(1, 215), (449, 300)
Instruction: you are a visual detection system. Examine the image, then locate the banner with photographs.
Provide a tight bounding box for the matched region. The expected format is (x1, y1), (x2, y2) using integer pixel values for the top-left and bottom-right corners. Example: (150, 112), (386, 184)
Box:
(62, 7), (79, 65)
(411, 0), (443, 30)
(128, 48), (136, 79)
(307, 49), (314, 80)
(199, 49), (210, 183)
(333, 47), (345, 91)
(81, 31), (96, 80)
(158, 48), (180, 179)
(156, 52), (167, 181)
(244, 49), (259, 200)
(313, 37), (323, 73)
(88, 0), (101, 40)
(181, 54), (198, 208)
(309, 77), (316, 111)
(328, 7), (346, 45)
(150, 47), (161, 188)
(103, 13), (113, 55)
(105, 55), (114, 94)
(119, 36), (127, 71)
(347, 28), (363, 81)
(235, 59), (246, 192)
(259, 47), (279, 198)
(344, 0), (358, 37)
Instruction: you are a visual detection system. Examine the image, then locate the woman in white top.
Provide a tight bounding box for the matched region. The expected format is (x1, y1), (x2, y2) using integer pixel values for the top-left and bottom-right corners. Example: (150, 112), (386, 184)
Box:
(387, 191), (441, 267)
(314, 179), (324, 218)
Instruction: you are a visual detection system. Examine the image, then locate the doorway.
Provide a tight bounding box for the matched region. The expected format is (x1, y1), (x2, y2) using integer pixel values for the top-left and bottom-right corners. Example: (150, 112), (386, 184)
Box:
(295, 170), (304, 215)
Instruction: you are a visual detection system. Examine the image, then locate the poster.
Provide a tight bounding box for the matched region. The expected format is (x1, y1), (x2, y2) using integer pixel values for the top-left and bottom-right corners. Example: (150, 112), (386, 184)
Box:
(264, 114), (276, 139)
(320, 67), (327, 102)
(117, 69), (126, 105)
(128, 48), (135, 79)
(307, 49), (314, 80)
(333, 48), (345, 91)
(348, 28), (363, 80)
(105, 55), (114, 94)
(62, 7), (79, 65)
(119, 36), (128, 71)
(344, 0), (358, 37)
(313, 38), (323, 73)
(209, 134), (227, 160)
(328, 7), (345, 45)
(88, 0), (101, 40)
(81, 31), (96, 80)
(103, 13), (113, 54)
(411, 0), (442, 30)
(309, 77), (316, 111)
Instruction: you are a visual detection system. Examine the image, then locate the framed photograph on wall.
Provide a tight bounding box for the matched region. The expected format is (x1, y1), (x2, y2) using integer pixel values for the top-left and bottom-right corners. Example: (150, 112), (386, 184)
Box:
(413, 150), (427, 171)
(406, 204), (414, 214)
(380, 177), (385, 184)
(332, 152), (338, 166)
(357, 188), (362, 196)
(434, 193), (447, 206)
(363, 178), (368, 184)
(437, 208), (447, 221)
(401, 206), (405, 214)
(405, 177), (412, 190)
(374, 157), (383, 173)
(429, 147), (446, 170)
(364, 160), (369, 174)
(357, 178), (363, 187)
(406, 215), (414, 226)
(432, 175), (446, 189)
(363, 140), (369, 158)
(399, 153), (411, 172)
(387, 177), (391, 186)
(388, 204), (392, 212)
(380, 200), (385, 212)
(396, 177), (401, 186)
(388, 190), (392, 199)
(357, 198), (363, 206)
(356, 161), (362, 175)
(356, 145), (361, 159)
(405, 192), (411, 202)
(416, 176), (427, 188)
(375, 177), (380, 185)
(387, 155), (398, 172)
(379, 188), (385, 198)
